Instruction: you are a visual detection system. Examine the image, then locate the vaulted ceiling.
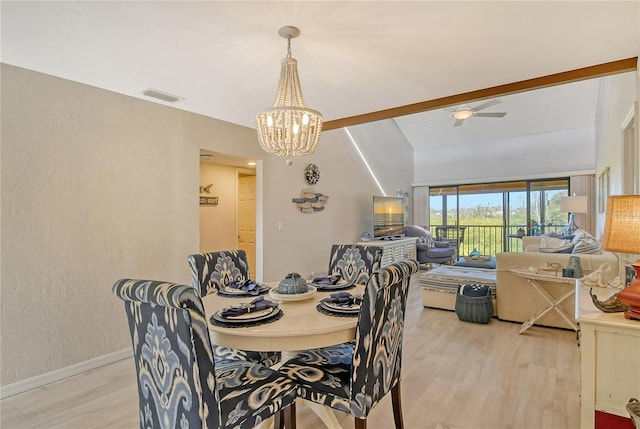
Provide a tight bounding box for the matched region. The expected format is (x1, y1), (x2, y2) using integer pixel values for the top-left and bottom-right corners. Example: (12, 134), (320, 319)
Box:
(2, 1), (638, 152)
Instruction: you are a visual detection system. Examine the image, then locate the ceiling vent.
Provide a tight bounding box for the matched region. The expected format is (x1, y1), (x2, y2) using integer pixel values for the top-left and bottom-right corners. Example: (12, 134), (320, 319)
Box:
(141, 88), (183, 103)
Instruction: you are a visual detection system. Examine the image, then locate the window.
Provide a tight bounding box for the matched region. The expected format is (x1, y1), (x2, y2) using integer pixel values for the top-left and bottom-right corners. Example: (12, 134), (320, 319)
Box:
(429, 178), (569, 255)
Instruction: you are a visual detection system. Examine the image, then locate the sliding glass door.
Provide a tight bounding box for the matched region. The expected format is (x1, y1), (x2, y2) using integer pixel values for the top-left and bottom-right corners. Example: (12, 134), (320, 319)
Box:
(429, 178), (569, 256)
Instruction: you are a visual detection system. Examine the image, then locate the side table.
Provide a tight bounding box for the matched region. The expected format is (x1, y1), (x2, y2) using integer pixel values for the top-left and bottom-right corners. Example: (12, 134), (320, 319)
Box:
(509, 268), (578, 334)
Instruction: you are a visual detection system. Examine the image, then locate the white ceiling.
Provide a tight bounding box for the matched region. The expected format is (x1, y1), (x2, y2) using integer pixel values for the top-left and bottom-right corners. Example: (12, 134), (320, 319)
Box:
(394, 77), (603, 150)
(1, 1), (638, 152)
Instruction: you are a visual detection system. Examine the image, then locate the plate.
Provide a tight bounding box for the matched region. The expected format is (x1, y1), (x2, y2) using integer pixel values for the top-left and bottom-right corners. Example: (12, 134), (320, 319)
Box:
(221, 284), (270, 295)
(321, 301), (361, 314)
(310, 278), (351, 290)
(269, 285), (317, 302)
(212, 306), (277, 324)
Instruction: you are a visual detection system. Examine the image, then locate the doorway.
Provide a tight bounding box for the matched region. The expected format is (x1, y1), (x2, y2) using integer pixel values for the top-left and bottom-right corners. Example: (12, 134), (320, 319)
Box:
(199, 151), (257, 278)
(238, 174), (256, 279)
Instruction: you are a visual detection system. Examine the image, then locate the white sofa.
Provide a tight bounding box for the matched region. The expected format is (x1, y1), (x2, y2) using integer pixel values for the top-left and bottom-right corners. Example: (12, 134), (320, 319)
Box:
(496, 237), (617, 329)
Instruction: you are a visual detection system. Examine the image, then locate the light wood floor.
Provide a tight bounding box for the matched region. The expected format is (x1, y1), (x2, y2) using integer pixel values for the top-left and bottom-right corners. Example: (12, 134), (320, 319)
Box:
(1, 274), (580, 429)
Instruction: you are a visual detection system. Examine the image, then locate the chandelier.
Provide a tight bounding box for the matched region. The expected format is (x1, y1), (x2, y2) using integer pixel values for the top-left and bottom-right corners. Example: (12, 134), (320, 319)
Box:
(256, 26), (323, 158)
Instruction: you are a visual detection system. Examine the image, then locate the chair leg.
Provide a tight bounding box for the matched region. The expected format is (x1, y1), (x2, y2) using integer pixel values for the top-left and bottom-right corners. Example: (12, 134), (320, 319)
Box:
(274, 411), (284, 429)
(284, 402), (296, 429)
(391, 382), (405, 429)
(355, 417), (367, 429)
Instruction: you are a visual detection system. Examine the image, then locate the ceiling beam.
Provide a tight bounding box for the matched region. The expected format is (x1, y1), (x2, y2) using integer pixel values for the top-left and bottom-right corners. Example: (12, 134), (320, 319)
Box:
(323, 57), (638, 131)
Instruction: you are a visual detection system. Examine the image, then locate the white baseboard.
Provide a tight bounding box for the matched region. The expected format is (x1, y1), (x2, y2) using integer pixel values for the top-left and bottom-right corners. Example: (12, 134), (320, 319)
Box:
(0, 348), (133, 399)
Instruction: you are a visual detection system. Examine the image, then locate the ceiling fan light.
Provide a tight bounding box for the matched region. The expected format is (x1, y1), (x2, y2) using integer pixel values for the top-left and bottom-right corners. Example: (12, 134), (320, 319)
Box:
(452, 109), (474, 120)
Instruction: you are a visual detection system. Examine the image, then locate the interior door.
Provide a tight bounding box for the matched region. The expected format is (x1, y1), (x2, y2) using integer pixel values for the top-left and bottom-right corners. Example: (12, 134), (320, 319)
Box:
(237, 174), (256, 279)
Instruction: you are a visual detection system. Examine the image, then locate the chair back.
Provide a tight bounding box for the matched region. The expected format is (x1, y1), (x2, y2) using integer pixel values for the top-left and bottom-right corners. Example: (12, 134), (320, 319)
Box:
(187, 250), (250, 297)
(404, 225), (430, 238)
(112, 279), (220, 429)
(350, 259), (419, 417)
(327, 244), (383, 285)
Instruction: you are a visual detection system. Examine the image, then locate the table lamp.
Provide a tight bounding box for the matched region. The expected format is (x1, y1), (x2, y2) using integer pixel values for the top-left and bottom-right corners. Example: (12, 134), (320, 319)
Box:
(600, 195), (640, 320)
(560, 194), (588, 235)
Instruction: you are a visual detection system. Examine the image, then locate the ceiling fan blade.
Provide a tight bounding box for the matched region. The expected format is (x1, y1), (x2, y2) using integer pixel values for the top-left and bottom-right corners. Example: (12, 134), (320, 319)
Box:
(474, 112), (507, 118)
(453, 118), (464, 127)
(471, 99), (502, 112)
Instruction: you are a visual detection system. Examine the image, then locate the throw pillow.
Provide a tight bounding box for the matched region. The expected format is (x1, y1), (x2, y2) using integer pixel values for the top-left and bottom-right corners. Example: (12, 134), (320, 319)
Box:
(417, 234), (435, 248)
(549, 232), (575, 240)
(540, 234), (569, 248)
(539, 243), (575, 253)
(571, 229), (602, 254)
(538, 234), (574, 253)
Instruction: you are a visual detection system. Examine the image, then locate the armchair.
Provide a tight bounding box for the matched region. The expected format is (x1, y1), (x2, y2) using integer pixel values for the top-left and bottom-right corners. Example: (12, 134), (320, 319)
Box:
(404, 225), (456, 266)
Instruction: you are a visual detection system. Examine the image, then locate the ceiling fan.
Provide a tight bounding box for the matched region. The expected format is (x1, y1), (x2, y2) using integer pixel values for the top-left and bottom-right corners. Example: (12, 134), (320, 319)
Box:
(420, 99), (507, 127)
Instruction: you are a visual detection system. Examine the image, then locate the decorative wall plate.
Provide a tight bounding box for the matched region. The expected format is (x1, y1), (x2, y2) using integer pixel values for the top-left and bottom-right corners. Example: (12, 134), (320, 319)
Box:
(304, 163), (320, 185)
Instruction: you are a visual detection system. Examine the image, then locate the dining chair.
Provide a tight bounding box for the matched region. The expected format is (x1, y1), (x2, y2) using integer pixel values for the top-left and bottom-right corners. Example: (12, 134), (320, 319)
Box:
(113, 278), (297, 429)
(327, 244), (383, 286)
(187, 250), (281, 367)
(279, 259), (419, 429)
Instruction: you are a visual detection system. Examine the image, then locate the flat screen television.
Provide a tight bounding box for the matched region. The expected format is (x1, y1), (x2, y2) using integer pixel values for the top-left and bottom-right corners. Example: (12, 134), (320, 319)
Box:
(373, 196), (405, 240)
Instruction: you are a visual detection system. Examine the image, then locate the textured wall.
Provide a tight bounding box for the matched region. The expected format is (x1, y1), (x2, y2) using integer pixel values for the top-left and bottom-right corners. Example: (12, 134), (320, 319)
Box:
(594, 71), (639, 236)
(0, 64), (259, 385)
(199, 163), (239, 252)
(260, 120), (415, 282)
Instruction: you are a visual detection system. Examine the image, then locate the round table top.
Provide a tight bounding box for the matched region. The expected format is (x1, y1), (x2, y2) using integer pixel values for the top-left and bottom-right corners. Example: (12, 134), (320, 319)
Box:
(202, 282), (362, 352)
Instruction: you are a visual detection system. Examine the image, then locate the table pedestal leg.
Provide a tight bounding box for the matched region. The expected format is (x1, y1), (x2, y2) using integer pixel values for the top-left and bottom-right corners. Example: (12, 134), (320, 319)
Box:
(304, 400), (344, 428)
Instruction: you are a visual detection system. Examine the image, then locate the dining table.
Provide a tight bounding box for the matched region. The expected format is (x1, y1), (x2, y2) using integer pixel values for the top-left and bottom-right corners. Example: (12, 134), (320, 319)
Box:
(202, 280), (365, 429)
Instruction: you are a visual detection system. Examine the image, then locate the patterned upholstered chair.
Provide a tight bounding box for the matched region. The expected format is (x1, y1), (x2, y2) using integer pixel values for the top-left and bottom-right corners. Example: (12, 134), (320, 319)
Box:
(188, 250), (281, 367)
(113, 279), (297, 429)
(327, 244), (383, 285)
(279, 259), (419, 429)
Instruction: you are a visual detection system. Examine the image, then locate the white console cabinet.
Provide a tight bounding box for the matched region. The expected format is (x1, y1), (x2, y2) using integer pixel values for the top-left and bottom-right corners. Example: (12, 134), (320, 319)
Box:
(358, 237), (417, 267)
(576, 282), (639, 429)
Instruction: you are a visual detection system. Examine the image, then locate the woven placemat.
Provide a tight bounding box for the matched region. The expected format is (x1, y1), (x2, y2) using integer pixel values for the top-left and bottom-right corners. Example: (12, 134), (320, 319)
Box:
(316, 304), (359, 318)
(209, 308), (283, 328)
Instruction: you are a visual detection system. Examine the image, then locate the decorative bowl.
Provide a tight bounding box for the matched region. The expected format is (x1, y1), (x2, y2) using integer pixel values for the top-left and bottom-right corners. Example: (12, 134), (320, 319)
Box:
(277, 272), (309, 294)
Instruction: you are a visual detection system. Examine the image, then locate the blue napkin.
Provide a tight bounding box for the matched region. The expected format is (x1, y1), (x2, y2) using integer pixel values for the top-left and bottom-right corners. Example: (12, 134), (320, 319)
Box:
(321, 291), (362, 306)
(312, 275), (342, 286)
(226, 279), (262, 295)
(221, 296), (278, 318)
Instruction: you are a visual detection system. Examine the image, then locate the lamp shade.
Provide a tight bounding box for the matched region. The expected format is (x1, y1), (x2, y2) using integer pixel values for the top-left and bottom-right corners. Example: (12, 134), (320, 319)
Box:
(602, 195), (640, 320)
(601, 195), (640, 254)
(560, 195), (588, 213)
